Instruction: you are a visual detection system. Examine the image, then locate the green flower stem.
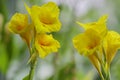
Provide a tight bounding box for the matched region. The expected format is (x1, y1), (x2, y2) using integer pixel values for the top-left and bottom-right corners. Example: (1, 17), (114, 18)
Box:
(28, 45), (37, 80)
(105, 64), (110, 80)
(100, 46), (111, 80)
(29, 54), (37, 80)
(101, 62), (111, 80)
(106, 72), (110, 80)
(28, 26), (37, 80)
(94, 51), (111, 80)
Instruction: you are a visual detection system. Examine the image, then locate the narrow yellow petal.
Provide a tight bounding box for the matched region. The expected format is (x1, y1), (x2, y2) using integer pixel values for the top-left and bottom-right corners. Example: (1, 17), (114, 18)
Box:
(20, 24), (33, 46)
(76, 21), (86, 29)
(98, 15), (108, 23)
(76, 15), (108, 39)
(24, 3), (31, 16)
(88, 54), (101, 78)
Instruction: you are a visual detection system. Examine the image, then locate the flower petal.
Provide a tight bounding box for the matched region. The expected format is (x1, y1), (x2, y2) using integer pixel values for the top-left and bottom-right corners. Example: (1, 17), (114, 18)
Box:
(103, 31), (120, 65)
(73, 29), (101, 56)
(26, 2), (61, 33)
(8, 13), (29, 34)
(35, 34), (60, 58)
(76, 15), (108, 38)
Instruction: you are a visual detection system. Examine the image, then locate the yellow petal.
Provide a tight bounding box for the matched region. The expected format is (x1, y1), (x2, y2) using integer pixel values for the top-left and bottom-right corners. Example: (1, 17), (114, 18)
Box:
(73, 29), (101, 56)
(27, 2), (61, 33)
(103, 31), (120, 65)
(88, 54), (102, 78)
(24, 3), (31, 16)
(20, 24), (33, 46)
(98, 15), (108, 23)
(8, 13), (29, 34)
(35, 34), (60, 58)
(76, 15), (108, 38)
(41, 2), (59, 17)
(8, 13), (33, 46)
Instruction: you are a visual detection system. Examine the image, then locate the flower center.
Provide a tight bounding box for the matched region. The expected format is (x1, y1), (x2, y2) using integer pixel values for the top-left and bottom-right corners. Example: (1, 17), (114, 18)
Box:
(16, 25), (24, 31)
(40, 16), (55, 25)
(39, 10), (56, 25)
(88, 40), (100, 49)
(88, 43), (97, 49)
(38, 39), (51, 46)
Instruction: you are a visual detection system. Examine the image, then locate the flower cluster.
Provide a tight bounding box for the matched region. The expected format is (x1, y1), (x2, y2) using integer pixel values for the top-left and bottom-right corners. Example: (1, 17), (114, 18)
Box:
(73, 15), (120, 80)
(8, 2), (61, 58)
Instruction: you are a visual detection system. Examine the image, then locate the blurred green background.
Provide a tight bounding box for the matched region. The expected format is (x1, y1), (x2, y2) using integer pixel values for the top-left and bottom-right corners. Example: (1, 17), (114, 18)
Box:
(0, 0), (120, 80)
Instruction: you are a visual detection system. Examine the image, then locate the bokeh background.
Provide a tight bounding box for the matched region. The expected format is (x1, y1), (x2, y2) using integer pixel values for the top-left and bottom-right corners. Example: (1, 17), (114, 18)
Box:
(0, 0), (120, 80)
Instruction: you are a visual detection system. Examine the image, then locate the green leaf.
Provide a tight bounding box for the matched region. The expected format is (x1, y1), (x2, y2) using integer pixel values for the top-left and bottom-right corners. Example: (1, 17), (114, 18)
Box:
(23, 75), (29, 80)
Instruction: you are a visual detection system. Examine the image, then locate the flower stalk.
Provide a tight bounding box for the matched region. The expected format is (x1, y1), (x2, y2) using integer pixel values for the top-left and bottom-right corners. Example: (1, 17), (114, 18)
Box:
(29, 53), (37, 80)
(100, 62), (110, 80)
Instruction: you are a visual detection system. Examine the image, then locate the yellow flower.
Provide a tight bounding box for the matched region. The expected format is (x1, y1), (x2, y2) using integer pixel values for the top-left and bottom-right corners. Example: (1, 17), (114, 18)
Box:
(35, 34), (60, 58)
(8, 13), (32, 46)
(25, 2), (61, 33)
(73, 29), (101, 56)
(103, 31), (120, 65)
(73, 15), (109, 77)
(77, 15), (108, 38)
(8, 13), (29, 34)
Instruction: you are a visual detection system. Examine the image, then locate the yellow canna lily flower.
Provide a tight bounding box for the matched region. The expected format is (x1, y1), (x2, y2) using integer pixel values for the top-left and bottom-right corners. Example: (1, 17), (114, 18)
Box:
(35, 34), (60, 58)
(8, 13), (29, 34)
(73, 29), (101, 56)
(8, 13), (33, 46)
(103, 31), (120, 65)
(73, 29), (104, 76)
(77, 15), (108, 38)
(25, 2), (61, 33)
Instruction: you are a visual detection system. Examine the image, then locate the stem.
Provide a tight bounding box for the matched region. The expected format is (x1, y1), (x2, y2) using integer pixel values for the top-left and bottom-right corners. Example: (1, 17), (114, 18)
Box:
(101, 62), (111, 80)
(105, 64), (111, 80)
(29, 55), (37, 80)
(106, 72), (110, 80)
(100, 45), (111, 80)
(28, 26), (37, 80)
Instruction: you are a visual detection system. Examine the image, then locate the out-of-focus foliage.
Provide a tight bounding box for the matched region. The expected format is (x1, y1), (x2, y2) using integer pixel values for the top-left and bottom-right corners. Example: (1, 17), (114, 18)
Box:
(0, 0), (120, 80)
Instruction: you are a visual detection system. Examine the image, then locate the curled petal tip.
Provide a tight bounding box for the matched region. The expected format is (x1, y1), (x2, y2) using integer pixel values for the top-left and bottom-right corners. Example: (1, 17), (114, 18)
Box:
(98, 15), (108, 22)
